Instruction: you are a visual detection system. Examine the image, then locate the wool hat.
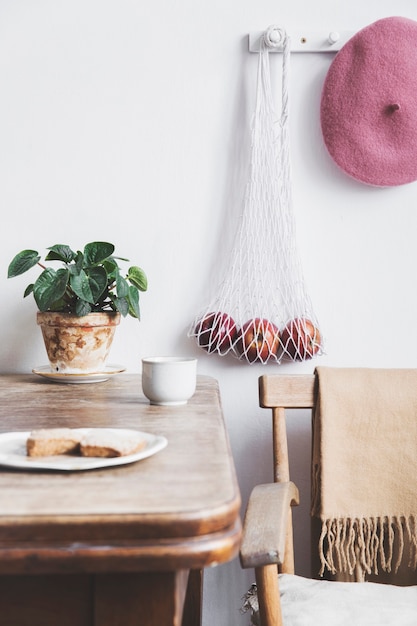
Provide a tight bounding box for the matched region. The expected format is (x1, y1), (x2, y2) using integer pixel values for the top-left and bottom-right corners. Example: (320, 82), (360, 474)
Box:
(321, 16), (417, 187)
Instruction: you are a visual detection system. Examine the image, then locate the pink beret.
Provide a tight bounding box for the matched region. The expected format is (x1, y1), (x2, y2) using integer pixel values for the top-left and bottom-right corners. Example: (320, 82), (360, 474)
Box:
(321, 16), (417, 187)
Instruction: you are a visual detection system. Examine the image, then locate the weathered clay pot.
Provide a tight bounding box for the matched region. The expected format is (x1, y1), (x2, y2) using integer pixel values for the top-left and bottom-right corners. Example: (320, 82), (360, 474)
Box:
(37, 311), (121, 374)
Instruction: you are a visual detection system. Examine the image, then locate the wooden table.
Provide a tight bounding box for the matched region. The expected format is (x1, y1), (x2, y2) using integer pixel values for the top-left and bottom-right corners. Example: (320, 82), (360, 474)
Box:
(0, 374), (241, 626)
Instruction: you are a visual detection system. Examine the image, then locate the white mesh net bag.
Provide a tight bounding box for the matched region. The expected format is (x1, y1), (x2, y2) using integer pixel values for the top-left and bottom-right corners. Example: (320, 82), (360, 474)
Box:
(190, 28), (323, 364)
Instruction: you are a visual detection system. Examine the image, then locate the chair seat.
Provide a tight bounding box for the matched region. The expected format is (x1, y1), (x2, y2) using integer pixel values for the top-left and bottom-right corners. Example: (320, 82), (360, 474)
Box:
(243, 574), (417, 626)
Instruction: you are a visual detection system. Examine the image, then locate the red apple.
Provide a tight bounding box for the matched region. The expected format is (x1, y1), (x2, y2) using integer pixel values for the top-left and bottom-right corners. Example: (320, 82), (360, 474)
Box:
(236, 318), (280, 363)
(280, 318), (321, 361)
(195, 312), (238, 354)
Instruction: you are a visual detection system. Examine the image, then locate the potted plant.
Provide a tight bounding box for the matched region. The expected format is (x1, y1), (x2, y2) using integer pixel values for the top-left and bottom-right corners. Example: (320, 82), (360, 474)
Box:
(7, 241), (148, 374)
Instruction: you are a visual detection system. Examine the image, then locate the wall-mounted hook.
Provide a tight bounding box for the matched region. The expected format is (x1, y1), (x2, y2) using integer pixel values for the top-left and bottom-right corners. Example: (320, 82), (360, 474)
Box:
(328, 31), (340, 45)
(263, 25), (287, 49)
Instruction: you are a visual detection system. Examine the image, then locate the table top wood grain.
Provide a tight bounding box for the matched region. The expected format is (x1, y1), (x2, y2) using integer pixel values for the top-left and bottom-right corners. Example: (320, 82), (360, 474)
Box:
(0, 374), (241, 574)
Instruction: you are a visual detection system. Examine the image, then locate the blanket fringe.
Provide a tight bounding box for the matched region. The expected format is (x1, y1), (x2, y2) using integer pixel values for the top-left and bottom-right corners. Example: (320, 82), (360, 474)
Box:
(318, 515), (417, 578)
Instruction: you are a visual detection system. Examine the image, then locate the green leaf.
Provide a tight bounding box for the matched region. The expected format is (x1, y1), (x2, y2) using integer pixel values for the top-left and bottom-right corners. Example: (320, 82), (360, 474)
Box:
(75, 299), (92, 316)
(70, 270), (93, 303)
(7, 250), (40, 278)
(47, 297), (67, 311)
(24, 284), (34, 298)
(127, 266), (148, 292)
(73, 250), (84, 273)
(70, 267), (107, 304)
(114, 296), (129, 317)
(45, 245), (76, 263)
(67, 252), (85, 278)
(103, 257), (119, 277)
(116, 274), (129, 298)
(33, 268), (69, 311)
(127, 285), (140, 319)
(84, 242), (115, 266)
(87, 267), (108, 301)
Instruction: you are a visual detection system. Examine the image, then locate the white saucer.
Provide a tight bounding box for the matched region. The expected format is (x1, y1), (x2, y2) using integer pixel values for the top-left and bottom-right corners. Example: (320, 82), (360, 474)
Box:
(32, 365), (126, 384)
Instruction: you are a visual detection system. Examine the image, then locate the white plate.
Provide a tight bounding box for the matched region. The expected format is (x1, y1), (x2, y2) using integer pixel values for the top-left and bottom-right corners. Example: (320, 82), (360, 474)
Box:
(32, 365), (126, 384)
(0, 429), (168, 471)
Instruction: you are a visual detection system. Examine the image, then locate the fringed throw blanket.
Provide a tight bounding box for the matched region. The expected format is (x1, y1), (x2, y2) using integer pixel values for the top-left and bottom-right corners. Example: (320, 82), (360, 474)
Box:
(312, 366), (417, 579)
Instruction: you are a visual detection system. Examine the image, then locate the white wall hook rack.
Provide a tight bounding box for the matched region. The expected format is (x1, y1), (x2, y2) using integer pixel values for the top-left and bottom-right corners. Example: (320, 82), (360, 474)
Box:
(249, 26), (354, 52)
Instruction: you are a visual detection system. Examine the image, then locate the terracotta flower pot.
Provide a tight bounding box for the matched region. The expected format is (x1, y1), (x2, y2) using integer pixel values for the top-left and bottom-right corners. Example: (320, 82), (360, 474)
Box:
(37, 311), (121, 374)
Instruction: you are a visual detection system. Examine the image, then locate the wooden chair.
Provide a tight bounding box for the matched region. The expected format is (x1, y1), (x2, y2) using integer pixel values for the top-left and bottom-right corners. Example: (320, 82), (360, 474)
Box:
(240, 374), (417, 626)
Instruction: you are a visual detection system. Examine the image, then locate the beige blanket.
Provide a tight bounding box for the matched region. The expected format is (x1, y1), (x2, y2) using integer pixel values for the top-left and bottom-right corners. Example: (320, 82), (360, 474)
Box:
(311, 366), (417, 578)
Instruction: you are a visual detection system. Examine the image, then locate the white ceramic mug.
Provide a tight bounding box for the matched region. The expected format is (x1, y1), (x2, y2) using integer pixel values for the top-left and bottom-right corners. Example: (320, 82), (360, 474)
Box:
(141, 357), (197, 406)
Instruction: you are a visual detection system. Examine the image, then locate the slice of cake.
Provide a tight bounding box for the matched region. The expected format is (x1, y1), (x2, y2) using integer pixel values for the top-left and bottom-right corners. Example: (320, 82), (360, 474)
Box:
(27, 428), (82, 457)
(80, 429), (147, 458)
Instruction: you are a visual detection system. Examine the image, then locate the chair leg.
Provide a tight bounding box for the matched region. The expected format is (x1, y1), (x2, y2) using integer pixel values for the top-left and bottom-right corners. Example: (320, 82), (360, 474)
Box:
(255, 564), (283, 626)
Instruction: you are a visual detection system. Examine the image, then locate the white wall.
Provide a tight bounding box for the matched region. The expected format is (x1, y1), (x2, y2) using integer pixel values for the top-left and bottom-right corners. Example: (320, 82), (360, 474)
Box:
(1, 1), (417, 624)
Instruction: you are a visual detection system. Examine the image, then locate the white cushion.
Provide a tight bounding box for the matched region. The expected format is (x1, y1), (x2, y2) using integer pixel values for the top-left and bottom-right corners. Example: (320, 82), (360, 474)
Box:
(243, 574), (417, 626)
(280, 574), (417, 626)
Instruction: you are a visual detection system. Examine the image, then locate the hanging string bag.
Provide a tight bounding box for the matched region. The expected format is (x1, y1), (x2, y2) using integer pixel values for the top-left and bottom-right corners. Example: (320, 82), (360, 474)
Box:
(190, 26), (322, 364)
